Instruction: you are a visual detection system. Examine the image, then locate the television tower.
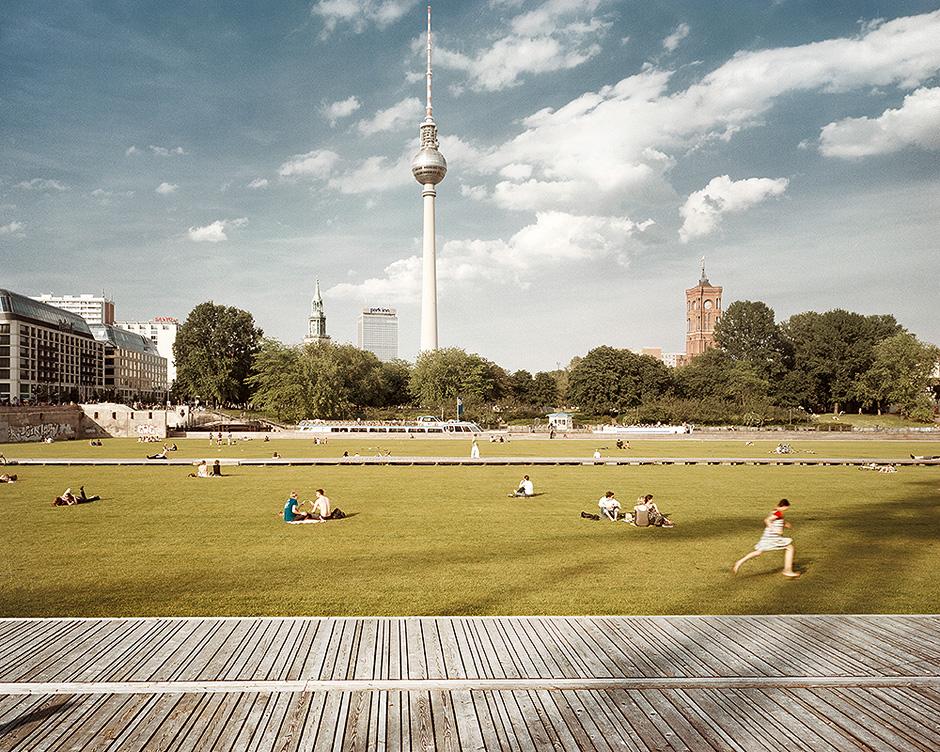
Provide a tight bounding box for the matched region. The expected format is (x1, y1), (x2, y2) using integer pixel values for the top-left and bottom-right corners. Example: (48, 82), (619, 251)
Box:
(411, 4), (447, 351)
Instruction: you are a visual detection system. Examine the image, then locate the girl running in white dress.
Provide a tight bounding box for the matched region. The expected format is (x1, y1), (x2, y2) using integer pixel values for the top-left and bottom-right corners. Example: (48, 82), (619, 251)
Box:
(733, 499), (800, 578)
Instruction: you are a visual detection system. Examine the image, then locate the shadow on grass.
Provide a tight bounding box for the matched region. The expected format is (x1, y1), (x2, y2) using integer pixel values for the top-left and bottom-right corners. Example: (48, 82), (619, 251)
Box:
(710, 479), (940, 613)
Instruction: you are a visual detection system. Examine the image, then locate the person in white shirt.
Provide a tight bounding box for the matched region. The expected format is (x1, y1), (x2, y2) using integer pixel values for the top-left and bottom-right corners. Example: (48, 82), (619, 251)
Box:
(593, 449), (602, 460)
(509, 475), (534, 497)
(470, 439), (481, 459)
(598, 491), (621, 520)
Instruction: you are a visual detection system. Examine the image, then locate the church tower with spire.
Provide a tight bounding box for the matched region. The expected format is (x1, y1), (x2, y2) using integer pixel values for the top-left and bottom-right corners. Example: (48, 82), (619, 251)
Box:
(685, 258), (722, 358)
(303, 279), (331, 345)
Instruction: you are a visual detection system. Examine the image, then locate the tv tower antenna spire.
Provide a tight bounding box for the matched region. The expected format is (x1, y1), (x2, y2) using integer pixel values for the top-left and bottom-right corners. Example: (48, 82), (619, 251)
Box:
(411, 3), (447, 352)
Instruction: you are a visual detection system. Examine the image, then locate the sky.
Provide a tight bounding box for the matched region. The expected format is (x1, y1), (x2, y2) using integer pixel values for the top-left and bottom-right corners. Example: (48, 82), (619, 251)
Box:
(1, 0), (939, 371)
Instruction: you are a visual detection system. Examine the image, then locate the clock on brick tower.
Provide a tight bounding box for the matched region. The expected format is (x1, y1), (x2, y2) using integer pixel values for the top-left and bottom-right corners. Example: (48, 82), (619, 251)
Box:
(685, 258), (722, 358)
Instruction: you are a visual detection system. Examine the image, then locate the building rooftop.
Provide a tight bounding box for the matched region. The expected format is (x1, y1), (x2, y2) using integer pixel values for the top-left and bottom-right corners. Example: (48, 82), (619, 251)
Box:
(89, 324), (162, 356)
(0, 288), (94, 335)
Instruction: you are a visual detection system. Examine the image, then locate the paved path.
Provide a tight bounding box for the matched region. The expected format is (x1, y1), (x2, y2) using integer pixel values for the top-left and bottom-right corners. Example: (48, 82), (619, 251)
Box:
(5, 456), (940, 467)
(1, 615), (938, 750)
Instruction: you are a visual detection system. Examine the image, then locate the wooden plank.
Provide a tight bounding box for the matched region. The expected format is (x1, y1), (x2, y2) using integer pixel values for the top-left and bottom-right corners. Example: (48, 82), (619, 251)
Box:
(341, 690), (373, 752)
(428, 689), (460, 752)
(449, 689), (486, 752)
(408, 690), (436, 751)
(788, 686), (923, 752)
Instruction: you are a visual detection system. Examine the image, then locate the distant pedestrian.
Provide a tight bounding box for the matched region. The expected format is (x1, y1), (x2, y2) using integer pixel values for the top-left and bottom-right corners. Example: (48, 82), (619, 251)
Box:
(593, 449), (602, 460)
(470, 438), (480, 459)
(733, 499), (800, 578)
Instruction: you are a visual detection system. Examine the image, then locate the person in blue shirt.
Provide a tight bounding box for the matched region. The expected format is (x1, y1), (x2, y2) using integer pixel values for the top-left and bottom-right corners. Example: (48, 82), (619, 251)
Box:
(283, 491), (308, 522)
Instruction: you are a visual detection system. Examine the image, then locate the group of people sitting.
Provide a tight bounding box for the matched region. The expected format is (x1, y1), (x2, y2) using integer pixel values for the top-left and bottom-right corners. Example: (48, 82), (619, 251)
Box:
(52, 486), (100, 506)
(189, 459), (223, 478)
(282, 489), (346, 523)
(588, 491), (675, 527)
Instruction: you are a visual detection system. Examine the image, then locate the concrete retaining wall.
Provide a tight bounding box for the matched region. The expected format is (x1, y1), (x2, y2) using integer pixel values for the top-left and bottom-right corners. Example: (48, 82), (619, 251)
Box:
(0, 405), (90, 443)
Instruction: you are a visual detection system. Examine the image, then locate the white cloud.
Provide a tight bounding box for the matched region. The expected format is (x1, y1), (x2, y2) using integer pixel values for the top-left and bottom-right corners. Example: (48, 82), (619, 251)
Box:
(499, 163), (534, 180)
(321, 96), (362, 126)
(125, 146), (141, 157)
(679, 175), (789, 242)
(434, 0), (608, 91)
(356, 97), (422, 135)
(277, 149), (341, 179)
(187, 217), (248, 243)
(328, 153), (413, 194)
(0, 221), (25, 236)
(90, 188), (134, 205)
(662, 22), (690, 52)
(469, 10), (940, 214)
(312, 0), (419, 34)
(819, 86), (940, 158)
(247, 178), (270, 189)
(16, 178), (68, 192)
(328, 211), (655, 301)
(155, 182), (178, 195)
(148, 145), (186, 156)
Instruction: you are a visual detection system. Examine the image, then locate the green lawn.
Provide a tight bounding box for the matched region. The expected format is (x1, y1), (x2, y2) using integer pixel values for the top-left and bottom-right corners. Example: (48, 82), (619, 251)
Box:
(1, 456), (938, 617)
(2, 436), (939, 461)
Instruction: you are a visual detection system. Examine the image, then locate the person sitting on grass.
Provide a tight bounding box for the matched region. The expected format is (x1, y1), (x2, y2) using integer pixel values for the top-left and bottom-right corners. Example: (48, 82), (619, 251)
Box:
(0, 473), (17, 483)
(637, 494), (675, 528)
(911, 453), (940, 460)
(272, 451), (281, 459)
(732, 499), (800, 578)
(509, 475), (535, 497)
(52, 486), (100, 506)
(283, 491), (309, 522)
(189, 460), (211, 478)
(212, 459), (222, 477)
(598, 491), (621, 521)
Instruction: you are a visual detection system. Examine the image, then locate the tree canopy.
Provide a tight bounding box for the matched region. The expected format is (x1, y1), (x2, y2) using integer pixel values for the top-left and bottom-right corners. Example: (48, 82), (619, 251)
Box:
(568, 346), (671, 415)
(173, 302), (262, 405)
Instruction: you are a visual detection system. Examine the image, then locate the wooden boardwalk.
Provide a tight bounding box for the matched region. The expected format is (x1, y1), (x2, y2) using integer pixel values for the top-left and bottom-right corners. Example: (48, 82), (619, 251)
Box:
(6, 456), (940, 467)
(1, 615), (938, 750)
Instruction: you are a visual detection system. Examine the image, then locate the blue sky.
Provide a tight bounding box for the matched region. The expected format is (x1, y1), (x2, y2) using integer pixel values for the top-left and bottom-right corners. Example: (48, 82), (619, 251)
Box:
(2, 0), (938, 370)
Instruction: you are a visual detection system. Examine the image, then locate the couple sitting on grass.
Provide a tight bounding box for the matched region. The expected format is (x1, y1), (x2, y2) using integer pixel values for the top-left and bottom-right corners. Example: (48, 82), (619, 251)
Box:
(283, 488), (346, 524)
(189, 459), (222, 478)
(585, 491), (675, 527)
(52, 486), (100, 506)
(0, 473), (17, 483)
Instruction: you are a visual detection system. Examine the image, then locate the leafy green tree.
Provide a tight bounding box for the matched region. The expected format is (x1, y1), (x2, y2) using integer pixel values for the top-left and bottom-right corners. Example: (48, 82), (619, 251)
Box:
(779, 309), (903, 412)
(855, 333), (939, 420)
(530, 371), (559, 408)
(567, 346), (672, 415)
(174, 302), (262, 405)
(674, 349), (769, 406)
(376, 360), (413, 407)
(246, 339), (311, 422)
(509, 370), (533, 403)
(714, 300), (787, 378)
(410, 348), (505, 413)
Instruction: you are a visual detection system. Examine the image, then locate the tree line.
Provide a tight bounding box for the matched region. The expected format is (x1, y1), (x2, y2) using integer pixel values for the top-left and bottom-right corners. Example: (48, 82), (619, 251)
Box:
(171, 301), (939, 424)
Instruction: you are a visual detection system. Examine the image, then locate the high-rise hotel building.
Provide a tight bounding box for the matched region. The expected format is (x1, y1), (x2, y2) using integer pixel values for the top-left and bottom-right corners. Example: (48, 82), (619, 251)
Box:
(357, 308), (399, 362)
(31, 293), (115, 326)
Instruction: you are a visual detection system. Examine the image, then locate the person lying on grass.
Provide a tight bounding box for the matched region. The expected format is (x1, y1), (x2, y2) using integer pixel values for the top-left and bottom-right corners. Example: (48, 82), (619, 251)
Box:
(52, 486), (100, 506)
(0, 473), (17, 483)
(598, 491), (621, 521)
(508, 475), (534, 497)
(732, 499), (800, 578)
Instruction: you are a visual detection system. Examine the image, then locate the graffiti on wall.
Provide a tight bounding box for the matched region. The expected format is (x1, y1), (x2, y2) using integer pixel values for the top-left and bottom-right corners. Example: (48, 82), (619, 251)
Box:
(7, 422), (76, 443)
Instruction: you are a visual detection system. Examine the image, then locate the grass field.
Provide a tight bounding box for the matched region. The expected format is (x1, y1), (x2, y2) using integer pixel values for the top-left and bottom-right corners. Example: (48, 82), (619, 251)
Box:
(1, 438), (938, 618)
(2, 436), (939, 461)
